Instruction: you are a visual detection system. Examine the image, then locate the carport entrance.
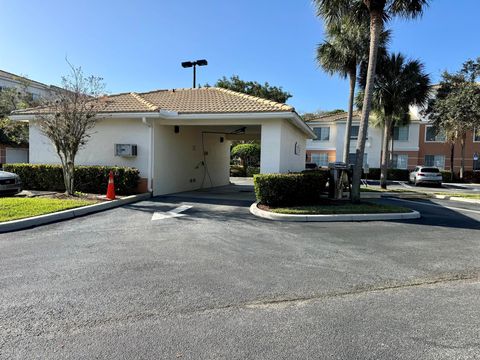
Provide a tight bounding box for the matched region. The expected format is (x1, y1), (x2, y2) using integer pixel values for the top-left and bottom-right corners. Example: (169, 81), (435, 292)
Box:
(151, 114), (313, 196)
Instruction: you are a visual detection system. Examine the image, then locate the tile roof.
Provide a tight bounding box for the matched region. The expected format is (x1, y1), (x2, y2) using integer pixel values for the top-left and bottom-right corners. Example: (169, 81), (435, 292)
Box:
(305, 111), (361, 123)
(14, 87), (294, 115)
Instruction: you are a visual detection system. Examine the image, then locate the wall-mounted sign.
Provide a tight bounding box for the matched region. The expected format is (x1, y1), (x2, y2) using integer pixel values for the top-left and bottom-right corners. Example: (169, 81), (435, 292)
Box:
(294, 142), (301, 155)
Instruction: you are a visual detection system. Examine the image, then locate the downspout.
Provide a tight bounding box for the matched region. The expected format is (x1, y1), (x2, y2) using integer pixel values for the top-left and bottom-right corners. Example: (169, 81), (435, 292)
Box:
(142, 117), (154, 193)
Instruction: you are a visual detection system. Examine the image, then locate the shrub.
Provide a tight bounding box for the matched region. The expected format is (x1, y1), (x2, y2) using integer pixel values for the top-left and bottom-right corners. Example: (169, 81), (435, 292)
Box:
(363, 168), (410, 181)
(463, 171), (480, 183)
(231, 143), (260, 167)
(246, 166), (260, 177)
(230, 165), (245, 177)
(3, 164), (140, 195)
(254, 170), (329, 207)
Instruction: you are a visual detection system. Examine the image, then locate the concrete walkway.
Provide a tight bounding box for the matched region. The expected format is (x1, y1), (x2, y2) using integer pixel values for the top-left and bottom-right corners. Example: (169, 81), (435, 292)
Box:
(169, 177), (256, 203)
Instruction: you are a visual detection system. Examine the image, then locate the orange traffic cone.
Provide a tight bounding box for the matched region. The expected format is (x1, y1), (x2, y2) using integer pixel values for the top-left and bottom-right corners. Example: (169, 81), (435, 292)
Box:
(106, 170), (116, 200)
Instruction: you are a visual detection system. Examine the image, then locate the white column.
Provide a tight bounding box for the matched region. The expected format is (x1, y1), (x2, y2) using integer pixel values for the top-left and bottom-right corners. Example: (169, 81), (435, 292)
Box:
(260, 121), (282, 174)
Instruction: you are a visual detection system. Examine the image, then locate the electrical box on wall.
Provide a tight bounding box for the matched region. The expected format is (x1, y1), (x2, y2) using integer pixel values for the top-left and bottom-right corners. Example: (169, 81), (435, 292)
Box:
(115, 144), (138, 157)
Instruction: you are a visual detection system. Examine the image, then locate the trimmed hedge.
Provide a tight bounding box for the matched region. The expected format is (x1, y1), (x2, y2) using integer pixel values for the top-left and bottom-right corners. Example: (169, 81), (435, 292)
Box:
(3, 164), (140, 195)
(363, 168), (410, 181)
(254, 170), (329, 207)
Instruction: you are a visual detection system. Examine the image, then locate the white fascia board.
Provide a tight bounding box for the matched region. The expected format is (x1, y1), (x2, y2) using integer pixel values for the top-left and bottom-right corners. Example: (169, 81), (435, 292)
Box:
(9, 110), (178, 122)
(9, 110), (315, 138)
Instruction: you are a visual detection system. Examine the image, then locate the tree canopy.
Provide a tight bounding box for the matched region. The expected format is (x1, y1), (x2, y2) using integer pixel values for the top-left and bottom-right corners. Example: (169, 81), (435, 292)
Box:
(231, 143), (261, 167)
(1, 83), (39, 146)
(423, 57), (480, 178)
(213, 75), (292, 104)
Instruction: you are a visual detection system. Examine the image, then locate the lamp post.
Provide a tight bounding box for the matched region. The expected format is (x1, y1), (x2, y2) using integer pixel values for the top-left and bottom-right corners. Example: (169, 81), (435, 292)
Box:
(181, 59), (208, 88)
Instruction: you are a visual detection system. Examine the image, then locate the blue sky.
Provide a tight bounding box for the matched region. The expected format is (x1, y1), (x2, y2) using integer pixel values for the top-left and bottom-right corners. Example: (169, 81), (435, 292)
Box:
(1, 0), (478, 113)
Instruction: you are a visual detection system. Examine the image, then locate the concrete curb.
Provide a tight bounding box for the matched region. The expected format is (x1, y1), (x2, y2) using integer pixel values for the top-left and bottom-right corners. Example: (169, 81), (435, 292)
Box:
(0, 193), (152, 233)
(249, 202), (421, 222)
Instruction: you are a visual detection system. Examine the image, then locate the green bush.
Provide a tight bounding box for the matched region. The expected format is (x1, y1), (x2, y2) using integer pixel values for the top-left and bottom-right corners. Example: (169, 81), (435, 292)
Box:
(3, 164), (140, 195)
(246, 166), (260, 177)
(254, 171), (329, 207)
(463, 171), (480, 183)
(363, 168), (410, 181)
(230, 165), (245, 177)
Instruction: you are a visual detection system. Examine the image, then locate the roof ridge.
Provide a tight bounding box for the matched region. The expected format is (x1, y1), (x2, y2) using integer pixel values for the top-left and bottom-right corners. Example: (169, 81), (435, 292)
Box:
(130, 92), (158, 111)
(212, 87), (294, 112)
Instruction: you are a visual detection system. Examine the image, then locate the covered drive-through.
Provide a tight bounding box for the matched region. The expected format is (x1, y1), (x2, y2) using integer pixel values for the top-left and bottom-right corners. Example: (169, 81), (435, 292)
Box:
(11, 87), (315, 196)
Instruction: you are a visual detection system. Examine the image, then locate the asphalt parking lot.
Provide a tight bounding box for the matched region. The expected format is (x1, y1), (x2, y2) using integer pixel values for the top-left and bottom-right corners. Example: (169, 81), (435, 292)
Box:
(1, 192), (479, 359)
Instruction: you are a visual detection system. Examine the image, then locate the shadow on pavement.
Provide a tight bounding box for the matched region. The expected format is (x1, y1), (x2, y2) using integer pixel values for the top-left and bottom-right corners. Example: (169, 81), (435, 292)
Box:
(376, 198), (480, 230)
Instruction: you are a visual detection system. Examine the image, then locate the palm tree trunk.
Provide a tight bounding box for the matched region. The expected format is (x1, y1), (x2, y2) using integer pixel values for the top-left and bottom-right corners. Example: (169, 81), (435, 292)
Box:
(460, 133), (466, 180)
(450, 143), (455, 182)
(342, 68), (357, 164)
(380, 116), (392, 189)
(351, 10), (383, 203)
(390, 127), (394, 167)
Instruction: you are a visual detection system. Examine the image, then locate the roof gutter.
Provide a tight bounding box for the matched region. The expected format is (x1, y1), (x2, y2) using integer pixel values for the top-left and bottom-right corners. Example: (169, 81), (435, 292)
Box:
(9, 110), (179, 121)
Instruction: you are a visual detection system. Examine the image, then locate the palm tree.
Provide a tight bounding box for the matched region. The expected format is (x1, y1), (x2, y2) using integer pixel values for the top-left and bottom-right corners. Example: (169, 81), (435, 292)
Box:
(317, 20), (389, 163)
(315, 0), (430, 202)
(357, 53), (430, 189)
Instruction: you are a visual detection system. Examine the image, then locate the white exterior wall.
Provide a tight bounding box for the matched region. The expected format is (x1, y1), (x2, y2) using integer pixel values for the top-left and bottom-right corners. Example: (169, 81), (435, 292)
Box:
(306, 122), (337, 152)
(279, 120), (307, 172)
(29, 118), (151, 176)
(260, 119), (307, 173)
(153, 124), (230, 195)
(393, 122), (420, 152)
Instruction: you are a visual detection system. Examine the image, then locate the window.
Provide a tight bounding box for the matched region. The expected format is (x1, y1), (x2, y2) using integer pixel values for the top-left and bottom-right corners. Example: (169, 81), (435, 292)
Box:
(474, 128), (480, 142)
(424, 155), (445, 169)
(311, 153), (329, 167)
(349, 125), (368, 140)
(425, 126), (446, 142)
(350, 125), (359, 140)
(313, 127), (330, 141)
(392, 154), (408, 169)
(348, 153), (368, 167)
(393, 126), (409, 141)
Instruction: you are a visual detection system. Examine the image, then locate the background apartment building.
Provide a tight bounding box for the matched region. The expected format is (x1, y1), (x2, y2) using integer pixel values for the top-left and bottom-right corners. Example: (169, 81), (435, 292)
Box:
(0, 70), (56, 165)
(305, 110), (480, 172)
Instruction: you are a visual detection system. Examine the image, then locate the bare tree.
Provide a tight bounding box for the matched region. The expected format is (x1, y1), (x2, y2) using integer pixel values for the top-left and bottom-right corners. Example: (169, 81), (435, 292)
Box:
(37, 62), (105, 195)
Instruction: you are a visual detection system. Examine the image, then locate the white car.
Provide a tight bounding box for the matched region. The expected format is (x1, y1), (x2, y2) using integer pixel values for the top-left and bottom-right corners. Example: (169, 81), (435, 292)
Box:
(0, 170), (22, 195)
(409, 166), (443, 187)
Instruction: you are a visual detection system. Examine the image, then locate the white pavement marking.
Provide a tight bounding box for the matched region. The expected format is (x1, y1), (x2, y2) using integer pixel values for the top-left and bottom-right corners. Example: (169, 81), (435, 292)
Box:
(151, 205), (193, 221)
(388, 198), (480, 215)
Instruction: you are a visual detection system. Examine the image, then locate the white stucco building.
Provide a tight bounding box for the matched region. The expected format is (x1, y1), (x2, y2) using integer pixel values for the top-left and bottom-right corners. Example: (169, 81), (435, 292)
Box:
(12, 87), (314, 195)
(305, 111), (421, 169)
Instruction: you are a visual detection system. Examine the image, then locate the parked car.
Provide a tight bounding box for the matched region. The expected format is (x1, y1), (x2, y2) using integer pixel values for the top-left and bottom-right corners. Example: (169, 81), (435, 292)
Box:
(409, 166), (443, 186)
(0, 170), (22, 195)
(305, 162), (319, 171)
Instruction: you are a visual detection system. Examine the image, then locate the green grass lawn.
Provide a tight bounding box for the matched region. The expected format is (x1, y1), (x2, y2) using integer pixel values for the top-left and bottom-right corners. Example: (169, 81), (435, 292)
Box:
(0, 198), (95, 222)
(269, 202), (410, 215)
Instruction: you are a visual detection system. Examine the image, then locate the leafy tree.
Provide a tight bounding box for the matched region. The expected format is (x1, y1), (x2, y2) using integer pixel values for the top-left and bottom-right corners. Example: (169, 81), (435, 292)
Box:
(231, 143), (261, 170)
(1, 80), (39, 146)
(424, 57), (480, 179)
(357, 53), (430, 189)
(35, 63), (106, 195)
(214, 75), (292, 103)
(315, 0), (430, 202)
(317, 17), (389, 163)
